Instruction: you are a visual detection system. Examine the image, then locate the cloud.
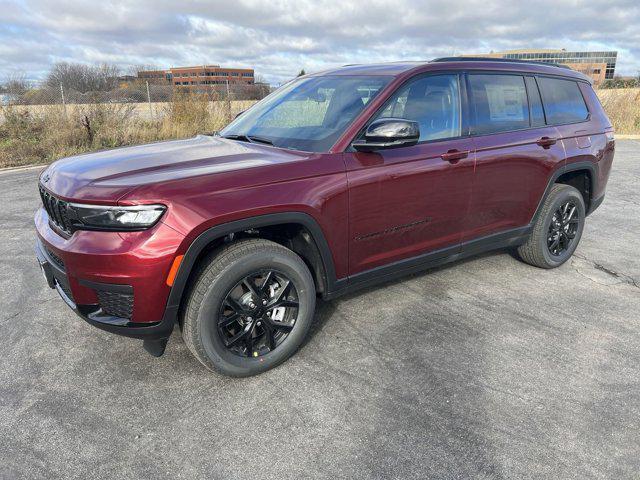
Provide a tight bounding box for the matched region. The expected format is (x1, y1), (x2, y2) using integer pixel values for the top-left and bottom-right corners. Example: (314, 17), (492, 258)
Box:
(1, 0), (638, 83)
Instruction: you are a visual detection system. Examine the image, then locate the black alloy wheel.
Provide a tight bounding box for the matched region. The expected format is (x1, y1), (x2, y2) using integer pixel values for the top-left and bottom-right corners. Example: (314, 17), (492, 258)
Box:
(547, 201), (580, 256)
(218, 270), (299, 358)
(182, 238), (316, 376)
(517, 183), (585, 269)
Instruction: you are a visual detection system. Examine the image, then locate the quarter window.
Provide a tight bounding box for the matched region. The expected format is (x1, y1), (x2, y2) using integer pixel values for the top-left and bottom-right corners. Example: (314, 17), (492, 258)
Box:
(537, 77), (589, 124)
(469, 75), (529, 135)
(374, 74), (461, 142)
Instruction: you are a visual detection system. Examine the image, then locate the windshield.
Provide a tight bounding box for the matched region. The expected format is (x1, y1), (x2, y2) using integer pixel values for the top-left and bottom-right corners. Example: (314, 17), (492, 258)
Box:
(219, 75), (391, 152)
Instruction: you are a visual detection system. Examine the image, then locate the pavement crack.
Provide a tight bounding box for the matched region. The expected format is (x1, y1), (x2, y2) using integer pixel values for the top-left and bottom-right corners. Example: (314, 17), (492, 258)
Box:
(573, 253), (640, 289)
(3, 311), (22, 321)
(619, 198), (640, 207)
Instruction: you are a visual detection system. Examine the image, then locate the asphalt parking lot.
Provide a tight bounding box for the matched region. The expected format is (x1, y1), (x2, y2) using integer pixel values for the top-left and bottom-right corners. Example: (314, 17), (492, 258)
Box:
(1, 140), (639, 479)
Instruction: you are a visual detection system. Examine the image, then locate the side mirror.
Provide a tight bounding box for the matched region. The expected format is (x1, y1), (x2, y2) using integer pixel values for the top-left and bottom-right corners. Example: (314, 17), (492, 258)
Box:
(352, 118), (420, 152)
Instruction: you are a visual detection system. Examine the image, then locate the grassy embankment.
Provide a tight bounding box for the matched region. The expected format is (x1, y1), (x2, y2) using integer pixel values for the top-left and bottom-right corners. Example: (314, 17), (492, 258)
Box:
(1, 88), (638, 169)
(0, 92), (256, 168)
(596, 88), (640, 136)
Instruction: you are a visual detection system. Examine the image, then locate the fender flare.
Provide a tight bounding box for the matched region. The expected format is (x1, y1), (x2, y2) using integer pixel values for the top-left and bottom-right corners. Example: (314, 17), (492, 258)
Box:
(531, 160), (599, 225)
(164, 212), (339, 320)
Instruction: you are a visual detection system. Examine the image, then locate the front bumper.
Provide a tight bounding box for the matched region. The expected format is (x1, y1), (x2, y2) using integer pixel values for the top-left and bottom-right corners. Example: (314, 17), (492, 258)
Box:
(34, 207), (185, 348)
(35, 237), (177, 342)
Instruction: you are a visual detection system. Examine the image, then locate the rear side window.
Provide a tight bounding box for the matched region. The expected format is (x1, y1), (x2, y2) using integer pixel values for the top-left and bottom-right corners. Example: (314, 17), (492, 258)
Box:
(537, 77), (589, 124)
(469, 75), (529, 134)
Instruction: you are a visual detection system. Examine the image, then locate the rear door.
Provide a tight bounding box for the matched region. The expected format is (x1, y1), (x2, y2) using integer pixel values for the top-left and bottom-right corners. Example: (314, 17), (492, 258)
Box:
(464, 73), (566, 242)
(344, 73), (476, 275)
(536, 76), (598, 171)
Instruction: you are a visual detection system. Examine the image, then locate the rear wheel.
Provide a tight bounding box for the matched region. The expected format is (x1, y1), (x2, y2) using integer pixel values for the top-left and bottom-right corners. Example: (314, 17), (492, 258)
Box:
(182, 238), (316, 376)
(517, 184), (585, 269)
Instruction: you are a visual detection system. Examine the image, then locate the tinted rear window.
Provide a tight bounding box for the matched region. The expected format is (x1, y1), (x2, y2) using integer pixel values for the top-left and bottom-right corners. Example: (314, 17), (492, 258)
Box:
(469, 75), (529, 135)
(537, 77), (589, 124)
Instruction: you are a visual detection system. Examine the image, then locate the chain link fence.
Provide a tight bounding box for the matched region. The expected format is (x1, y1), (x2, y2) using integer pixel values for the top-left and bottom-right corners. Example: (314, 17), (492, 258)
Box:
(0, 79), (272, 168)
(0, 81), (270, 121)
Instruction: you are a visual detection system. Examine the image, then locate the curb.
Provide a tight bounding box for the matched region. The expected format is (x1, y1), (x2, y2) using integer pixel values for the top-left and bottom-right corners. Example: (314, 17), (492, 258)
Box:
(0, 164), (48, 175)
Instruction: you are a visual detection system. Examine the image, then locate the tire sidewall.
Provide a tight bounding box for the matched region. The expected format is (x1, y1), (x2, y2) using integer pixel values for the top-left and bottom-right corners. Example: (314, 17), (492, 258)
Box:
(539, 187), (585, 267)
(195, 249), (315, 376)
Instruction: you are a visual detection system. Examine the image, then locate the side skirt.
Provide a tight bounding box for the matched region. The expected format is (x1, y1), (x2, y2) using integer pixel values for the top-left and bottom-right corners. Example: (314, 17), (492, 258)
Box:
(324, 225), (531, 300)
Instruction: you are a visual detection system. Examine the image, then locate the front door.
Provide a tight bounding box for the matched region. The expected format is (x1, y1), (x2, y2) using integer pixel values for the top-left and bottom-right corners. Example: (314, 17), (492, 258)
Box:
(344, 73), (475, 276)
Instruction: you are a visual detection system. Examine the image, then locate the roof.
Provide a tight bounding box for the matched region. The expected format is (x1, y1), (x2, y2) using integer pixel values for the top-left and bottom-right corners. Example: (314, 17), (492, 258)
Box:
(309, 58), (591, 83)
(310, 62), (425, 76)
(478, 48), (568, 54)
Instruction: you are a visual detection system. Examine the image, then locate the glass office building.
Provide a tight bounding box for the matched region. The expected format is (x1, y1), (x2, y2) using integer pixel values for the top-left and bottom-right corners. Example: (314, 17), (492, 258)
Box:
(467, 50), (618, 84)
(501, 50), (617, 78)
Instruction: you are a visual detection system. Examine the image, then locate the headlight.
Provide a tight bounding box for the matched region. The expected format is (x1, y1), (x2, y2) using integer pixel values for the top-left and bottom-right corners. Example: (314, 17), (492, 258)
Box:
(67, 203), (166, 231)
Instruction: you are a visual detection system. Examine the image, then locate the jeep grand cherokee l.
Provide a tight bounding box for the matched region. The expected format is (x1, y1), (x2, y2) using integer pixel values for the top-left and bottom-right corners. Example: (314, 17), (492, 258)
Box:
(35, 58), (615, 376)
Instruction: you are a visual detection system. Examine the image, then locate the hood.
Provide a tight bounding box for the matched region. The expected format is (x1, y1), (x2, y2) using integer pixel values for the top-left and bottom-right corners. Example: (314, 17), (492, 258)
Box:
(40, 135), (308, 202)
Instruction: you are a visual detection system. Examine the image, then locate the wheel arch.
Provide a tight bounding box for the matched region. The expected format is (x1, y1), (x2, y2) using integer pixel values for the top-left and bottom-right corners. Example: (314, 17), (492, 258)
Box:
(555, 166), (594, 213)
(532, 161), (598, 225)
(165, 212), (338, 321)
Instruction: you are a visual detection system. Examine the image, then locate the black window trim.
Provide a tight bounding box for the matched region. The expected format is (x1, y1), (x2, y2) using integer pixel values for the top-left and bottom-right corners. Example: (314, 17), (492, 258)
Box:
(524, 75), (548, 126)
(465, 70), (593, 137)
(347, 69), (594, 149)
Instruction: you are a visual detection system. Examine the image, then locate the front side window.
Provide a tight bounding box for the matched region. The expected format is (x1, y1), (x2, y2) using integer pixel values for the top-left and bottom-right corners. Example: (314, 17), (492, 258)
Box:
(469, 74), (529, 135)
(373, 74), (461, 142)
(220, 75), (391, 152)
(537, 77), (589, 124)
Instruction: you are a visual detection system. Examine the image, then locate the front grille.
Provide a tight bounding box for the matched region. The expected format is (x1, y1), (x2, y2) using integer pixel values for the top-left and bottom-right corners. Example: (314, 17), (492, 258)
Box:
(96, 290), (134, 319)
(45, 245), (65, 270)
(39, 185), (73, 234)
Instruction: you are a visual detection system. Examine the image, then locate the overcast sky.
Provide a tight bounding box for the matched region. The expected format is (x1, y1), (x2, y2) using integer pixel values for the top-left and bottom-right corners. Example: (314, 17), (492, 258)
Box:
(1, 0), (639, 84)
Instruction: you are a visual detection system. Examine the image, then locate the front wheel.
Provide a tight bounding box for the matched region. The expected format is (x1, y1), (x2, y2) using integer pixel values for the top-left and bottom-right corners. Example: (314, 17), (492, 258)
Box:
(182, 238), (316, 376)
(517, 183), (586, 269)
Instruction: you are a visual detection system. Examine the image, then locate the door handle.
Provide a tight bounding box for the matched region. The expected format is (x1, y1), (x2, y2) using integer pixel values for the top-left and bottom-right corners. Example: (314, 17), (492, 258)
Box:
(440, 149), (469, 163)
(536, 136), (557, 148)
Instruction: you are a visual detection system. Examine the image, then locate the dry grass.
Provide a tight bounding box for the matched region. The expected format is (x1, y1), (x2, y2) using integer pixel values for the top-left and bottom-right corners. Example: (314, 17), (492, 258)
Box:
(596, 88), (640, 135)
(0, 93), (256, 168)
(1, 88), (639, 169)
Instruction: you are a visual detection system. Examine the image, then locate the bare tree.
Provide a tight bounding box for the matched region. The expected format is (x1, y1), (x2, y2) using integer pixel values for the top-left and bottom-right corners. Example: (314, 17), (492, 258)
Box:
(46, 62), (120, 92)
(127, 64), (161, 77)
(3, 72), (30, 96)
(254, 74), (269, 85)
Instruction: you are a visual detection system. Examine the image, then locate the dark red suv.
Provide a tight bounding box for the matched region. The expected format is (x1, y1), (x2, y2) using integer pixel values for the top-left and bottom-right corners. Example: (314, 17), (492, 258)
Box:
(35, 58), (615, 376)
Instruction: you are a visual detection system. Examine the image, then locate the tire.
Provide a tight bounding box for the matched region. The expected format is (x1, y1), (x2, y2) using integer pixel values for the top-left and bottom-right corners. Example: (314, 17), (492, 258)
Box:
(182, 238), (316, 376)
(517, 184), (585, 269)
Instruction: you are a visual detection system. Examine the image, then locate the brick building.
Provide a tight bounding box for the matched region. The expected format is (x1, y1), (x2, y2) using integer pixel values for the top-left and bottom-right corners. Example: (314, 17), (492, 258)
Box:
(137, 65), (255, 89)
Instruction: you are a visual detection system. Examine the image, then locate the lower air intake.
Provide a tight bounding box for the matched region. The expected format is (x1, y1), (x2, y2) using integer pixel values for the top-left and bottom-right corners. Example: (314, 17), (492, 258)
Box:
(96, 290), (134, 319)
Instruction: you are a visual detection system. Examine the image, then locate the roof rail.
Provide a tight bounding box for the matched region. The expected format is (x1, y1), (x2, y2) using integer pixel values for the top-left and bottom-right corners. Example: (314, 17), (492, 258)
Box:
(430, 56), (572, 70)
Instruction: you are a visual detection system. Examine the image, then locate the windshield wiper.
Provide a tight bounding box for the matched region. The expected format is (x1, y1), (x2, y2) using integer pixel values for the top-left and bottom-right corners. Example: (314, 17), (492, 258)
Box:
(220, 134), (274, 146)
(220, 134), (251, 142)
(246, 135), (274, 146)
